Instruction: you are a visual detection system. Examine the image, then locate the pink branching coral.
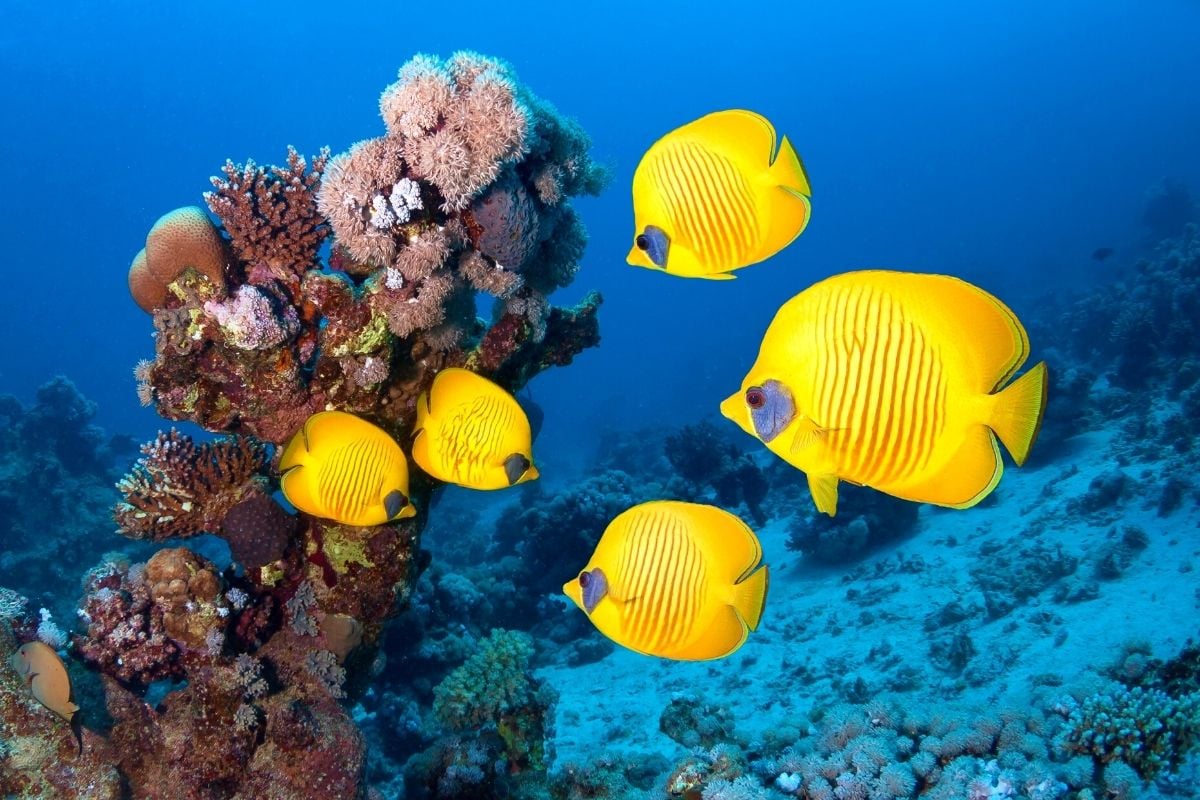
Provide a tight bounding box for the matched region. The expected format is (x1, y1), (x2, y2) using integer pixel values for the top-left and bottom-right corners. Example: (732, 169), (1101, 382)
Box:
(205, 145), (330, 287)
(113, 429), (270, 541)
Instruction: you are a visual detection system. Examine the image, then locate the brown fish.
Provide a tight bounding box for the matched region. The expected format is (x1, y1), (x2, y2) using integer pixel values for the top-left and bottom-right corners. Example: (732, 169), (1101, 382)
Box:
(10, 641), (82, 752)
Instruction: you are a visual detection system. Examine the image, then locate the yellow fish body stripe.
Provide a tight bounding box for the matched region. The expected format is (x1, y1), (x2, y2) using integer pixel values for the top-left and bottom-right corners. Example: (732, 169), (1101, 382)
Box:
(723, 270), (1048, 515)
(437, 394), (515, 486)
(613, 505), (708, 655)
(279, 410), (414, 526)
(411, 368), (537, 491)
(650, 139), (759, 273)
(808, 281), (948, 489)
(317, 438), (389, 525)
(563, 501), (768, 661)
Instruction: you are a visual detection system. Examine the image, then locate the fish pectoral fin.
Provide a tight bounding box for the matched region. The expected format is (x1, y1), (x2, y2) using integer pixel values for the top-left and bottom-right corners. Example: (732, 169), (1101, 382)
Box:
(807, 472), (840, 517)
(698, 272), (736, 281)
(790, 418), (835, 454)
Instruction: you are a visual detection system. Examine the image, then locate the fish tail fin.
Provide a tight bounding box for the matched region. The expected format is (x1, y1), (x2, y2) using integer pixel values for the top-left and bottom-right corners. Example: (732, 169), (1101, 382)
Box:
(987, 361), (1048, 466)
(770, 135), (812, 198)
(732, 564), (769, 631)
(71, 713), (83, 756)
(279, 421), (309, 471)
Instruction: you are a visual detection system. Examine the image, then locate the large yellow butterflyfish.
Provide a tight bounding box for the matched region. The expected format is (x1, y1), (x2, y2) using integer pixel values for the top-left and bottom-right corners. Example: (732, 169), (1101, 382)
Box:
(411, 368), (538, 490)
(563, 501), (768, 661)
(721, 270), (1048, 516)
(627, 109), (811, 280)
(279, 410), (415, 526)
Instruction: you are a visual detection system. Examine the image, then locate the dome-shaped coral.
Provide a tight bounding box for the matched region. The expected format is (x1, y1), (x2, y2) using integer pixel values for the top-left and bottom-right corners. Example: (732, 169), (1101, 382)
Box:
(128, 247), (168, 312)
(127, 206), (229, 312)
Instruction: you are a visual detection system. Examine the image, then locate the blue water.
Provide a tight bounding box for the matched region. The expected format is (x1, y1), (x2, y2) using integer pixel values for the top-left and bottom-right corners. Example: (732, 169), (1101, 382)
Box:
(5, 1), (1197, 448)
(4, 1), (1200, 796)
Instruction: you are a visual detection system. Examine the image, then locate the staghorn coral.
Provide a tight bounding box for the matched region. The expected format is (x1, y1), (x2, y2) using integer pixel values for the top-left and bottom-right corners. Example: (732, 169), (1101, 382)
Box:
(205, 145), (330, 285)
(113, 429), (270, 541)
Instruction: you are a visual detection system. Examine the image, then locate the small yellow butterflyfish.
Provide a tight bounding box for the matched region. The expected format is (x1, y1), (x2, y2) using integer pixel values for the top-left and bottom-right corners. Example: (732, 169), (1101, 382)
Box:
(411, 368), (539, 490)
(11, 641), (83, 752)
(627, 109), (812, 280)
(721, 269), (1048, 517)
(563, 500), (768, 661)
(279, 410), (415, 526)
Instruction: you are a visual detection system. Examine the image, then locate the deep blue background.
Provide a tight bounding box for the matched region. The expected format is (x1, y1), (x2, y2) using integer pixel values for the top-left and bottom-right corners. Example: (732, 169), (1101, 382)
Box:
(3, 1), (1198, 475)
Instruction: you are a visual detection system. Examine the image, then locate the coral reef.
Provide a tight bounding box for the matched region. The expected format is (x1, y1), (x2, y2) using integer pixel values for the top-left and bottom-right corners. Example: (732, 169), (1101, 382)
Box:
(2, 49), (611, 799)
(431, 628), (557, 772)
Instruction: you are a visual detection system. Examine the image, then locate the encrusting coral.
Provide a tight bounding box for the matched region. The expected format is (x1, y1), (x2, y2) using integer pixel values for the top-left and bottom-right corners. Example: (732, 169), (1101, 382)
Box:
(14, 49), (612, 797)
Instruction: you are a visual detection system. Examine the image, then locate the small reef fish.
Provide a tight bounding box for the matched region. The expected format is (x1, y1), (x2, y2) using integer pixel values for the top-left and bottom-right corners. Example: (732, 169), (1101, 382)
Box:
(10, 641), (83, 753)
(721, 269), (1048, 516)
(1092, 247), (1114, 262)
(563, 500), (769, 661)
(627, 109), (812, 280)
(279, 410), (415, 526)
(411, 368), (539, 490)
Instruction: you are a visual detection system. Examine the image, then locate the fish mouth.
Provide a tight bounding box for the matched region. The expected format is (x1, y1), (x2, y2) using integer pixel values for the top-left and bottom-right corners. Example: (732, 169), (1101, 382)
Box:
(720, 391), (753, 436)
(626, 244), (657, 269)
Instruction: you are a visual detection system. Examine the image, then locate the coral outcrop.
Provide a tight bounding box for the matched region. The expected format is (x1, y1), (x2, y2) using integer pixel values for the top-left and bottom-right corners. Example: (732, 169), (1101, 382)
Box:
(12, 49), (613, 798)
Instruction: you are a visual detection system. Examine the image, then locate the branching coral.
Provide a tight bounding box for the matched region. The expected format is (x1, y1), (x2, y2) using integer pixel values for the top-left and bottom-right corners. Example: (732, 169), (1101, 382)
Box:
(113, 429), (270, 541)
(433, 628), (557, 772)
(1059, 685), (1200, 780)
(205, 145), (331, 287)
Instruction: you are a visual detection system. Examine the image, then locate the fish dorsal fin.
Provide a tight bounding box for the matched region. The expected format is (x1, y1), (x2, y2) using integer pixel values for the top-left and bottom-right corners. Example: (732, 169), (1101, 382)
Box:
(862, 270), (1031, 395)
(429, 368), (503, 414)
(678, 109), (780, 169)
(670, 502), (763, 585)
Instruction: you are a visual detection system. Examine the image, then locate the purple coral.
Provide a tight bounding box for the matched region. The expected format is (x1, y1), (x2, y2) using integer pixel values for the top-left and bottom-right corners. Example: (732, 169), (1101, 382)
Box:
(204, 284), (300, 350)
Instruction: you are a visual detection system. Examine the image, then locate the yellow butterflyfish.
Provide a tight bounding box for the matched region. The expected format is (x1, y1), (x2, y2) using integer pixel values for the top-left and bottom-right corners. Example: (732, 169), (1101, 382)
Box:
(627, 109), (812, 280)
(721, 270), (1048, 517)
(279, 410), (415, 526)
(11, 641), (82, 752)
(411, 368), (539, 490)
(563, 501), (768, 661)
